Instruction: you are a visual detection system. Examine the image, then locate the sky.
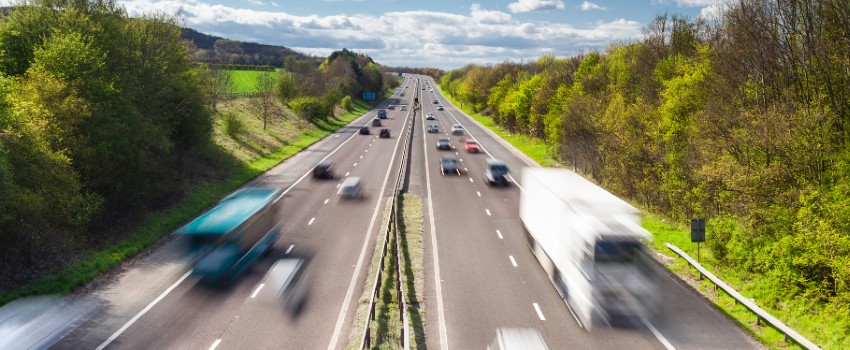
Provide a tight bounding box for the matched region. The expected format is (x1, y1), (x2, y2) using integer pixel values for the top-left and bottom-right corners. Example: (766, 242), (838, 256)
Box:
(13, 0), (725, 69)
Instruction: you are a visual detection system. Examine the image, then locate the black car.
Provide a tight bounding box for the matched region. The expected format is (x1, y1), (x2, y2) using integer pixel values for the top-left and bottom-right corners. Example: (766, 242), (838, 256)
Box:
(433, 99), (439, 104)
(359, 126), (370, 135)
(379, 128), (391, 138)
(313, 161), (334, 179)
(436, 136), (451, 150)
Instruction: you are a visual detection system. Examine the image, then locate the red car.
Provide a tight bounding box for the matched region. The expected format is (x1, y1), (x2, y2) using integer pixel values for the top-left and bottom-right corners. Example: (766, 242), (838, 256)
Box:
(463, 139), (480, 153)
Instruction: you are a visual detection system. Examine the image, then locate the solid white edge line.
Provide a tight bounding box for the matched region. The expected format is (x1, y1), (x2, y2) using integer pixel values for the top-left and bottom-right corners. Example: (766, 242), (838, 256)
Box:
(496, 230), (503, 239)
(250, 283), (265, 298)
(95, 270), (192, 350)
(209, 338), (222, 350)
(285, 245), (294, 254)
(422, 98), (450, 350)
(533, 303), (546, 321)
(640, 316), (676, 350)
(509, 256), (517, 267)
(326, 102), (410, 350)
(308, 217), (315, 226)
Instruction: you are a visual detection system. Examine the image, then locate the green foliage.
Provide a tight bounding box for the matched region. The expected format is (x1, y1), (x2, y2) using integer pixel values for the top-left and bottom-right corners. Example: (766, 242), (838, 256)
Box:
(341, 95), (353, 111)
(229, 68), (281, 93)
(222, 111), (244, 137)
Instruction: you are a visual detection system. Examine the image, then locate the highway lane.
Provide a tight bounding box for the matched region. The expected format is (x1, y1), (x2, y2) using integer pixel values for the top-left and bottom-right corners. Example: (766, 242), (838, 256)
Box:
(414, 76), (761, 349)
(50, 78), (416, 349)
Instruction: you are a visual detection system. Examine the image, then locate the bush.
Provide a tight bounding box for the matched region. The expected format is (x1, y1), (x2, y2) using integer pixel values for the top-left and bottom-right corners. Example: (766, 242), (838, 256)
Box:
(341, 95), (353, 111)
(222, 112), (243, 137)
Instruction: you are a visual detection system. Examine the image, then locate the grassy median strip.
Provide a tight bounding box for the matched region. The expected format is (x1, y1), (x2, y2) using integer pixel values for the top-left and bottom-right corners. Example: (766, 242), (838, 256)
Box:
(398, 194), (426, 350)
(0, 100), (371, 306)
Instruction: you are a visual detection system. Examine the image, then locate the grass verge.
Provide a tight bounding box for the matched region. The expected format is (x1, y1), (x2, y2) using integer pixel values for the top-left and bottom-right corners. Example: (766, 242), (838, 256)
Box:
(436, 86), (832, 349)
(227, 68), (282, 93)
(398, 194), (426, 350)
(0, 99), (371, 306)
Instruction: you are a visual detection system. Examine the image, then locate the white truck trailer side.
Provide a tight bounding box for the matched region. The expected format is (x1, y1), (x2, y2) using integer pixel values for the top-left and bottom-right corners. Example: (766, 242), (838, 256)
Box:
(520, 168), (658, 329)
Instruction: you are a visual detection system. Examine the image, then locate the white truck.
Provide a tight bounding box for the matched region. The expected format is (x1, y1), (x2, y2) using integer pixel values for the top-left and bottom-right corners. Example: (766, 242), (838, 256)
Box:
(520, 168), (658, 329)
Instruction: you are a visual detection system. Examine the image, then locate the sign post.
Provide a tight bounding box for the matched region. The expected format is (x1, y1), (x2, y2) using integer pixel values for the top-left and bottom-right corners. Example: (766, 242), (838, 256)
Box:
(690, 218), (706, 263)
(362, 92), (376, 107)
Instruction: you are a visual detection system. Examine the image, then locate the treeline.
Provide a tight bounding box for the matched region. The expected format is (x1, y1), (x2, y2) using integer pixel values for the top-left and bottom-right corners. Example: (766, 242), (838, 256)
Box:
(0, 0), (214, 285)
(442, 0), (850, 321)
(208, 64), (275, 72)
(391, 66), (443, 80)
(182, 27), (317, 68)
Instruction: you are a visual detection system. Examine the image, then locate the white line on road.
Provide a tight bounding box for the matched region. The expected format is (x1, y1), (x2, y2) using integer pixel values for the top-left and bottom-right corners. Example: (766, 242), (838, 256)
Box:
(477, 191), (481, 197)
(353, 162), (358, 167)
(360, 155), (363, 159)
(285, 245), (294, 254)
(324, 198), (329, 204)
(250, 283), (265, 298)
(641, 316), (676, 350)
(209, 339), (222, 350)
(95, 270), (192, 350)
(486, 209), (491, 216)
(533, 303), (546, 321)
(345, 172), (350, 177)
(496, 230), (503, 239)
(509, 256), (517, 267)
(308, 217), (315, 225)
(469, 178), (473, 183)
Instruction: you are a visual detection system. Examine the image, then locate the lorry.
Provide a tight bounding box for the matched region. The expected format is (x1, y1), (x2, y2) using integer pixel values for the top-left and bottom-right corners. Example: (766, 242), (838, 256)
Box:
(178, 187), (283, 285)
(520, 168), (658, 329)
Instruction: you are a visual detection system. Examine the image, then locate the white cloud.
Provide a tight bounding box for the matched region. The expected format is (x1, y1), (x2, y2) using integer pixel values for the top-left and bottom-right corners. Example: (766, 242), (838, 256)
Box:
(674, 0), (717, 6)
(580, 1), (606, 11)
(118, 0), (640, 69)
(507, 0), (565, 13)
(246, 0), (264, 5)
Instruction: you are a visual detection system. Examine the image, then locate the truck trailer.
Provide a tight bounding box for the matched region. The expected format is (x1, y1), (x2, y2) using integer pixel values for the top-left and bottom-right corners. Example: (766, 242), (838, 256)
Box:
(178, 187), (284, 285)
(520, 168), (658, 329)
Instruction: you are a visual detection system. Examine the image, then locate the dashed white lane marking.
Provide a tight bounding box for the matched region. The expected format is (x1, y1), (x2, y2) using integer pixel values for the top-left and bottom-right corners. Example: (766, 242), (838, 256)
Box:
(533, 303), (546, 321)
(486, 209), (491, 216)
(95, 271), (192, 350)
(345, 172), (350, 177)
(509, 256), (517, 267)
(360, 155), (363, 159)
(641, 316), (676, 350)
(496, 230), (503, 239)
(464, 168), (468, 172)
(469, 178), (474, 183)
(324, 198), (329, 204)
(353, 162), (358, 167)
(209, 339), (222, 350)
(477, 191), (481, 197)
(308, 217), (315, 225)
(365, 149), (369, 153)
(250, 283), (265, 298)
(285, 245), (294, 254)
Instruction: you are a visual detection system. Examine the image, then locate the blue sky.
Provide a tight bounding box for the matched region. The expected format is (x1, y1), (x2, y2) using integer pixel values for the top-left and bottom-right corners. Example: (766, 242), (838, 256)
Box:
(119, 0), (722, 69)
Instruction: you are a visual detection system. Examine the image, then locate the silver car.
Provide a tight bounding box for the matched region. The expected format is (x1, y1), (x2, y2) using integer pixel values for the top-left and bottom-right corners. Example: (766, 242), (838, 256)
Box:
(338, 177), (362, 199)
(440, 155), (461, 175)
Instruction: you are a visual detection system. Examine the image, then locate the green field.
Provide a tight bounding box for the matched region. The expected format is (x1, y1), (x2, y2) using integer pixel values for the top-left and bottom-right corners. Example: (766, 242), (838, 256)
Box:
(227, 69), (281, 93)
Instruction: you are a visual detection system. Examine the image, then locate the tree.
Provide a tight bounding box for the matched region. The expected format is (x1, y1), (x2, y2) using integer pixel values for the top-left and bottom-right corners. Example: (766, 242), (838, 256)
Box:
(248, 72), (277, 129)
(199, 65), (233, 111)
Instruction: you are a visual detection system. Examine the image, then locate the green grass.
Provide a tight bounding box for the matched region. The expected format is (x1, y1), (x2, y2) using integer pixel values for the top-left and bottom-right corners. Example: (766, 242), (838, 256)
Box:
(0, 98), (371, 307)
(227, 69), (281, 93)
(398, 194), (426, 350)
(439, 90), (558, 166)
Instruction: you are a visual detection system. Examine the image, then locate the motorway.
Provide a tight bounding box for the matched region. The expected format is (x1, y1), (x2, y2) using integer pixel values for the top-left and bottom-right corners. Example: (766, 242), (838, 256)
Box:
(4, 75), (761, 350)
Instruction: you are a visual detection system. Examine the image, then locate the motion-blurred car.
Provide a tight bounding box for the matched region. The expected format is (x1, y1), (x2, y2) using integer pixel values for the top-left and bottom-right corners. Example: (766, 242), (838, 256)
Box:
(425, 113), (435, 120)
(377, 109), (388, 119)
(433, 99), (439, 104)
(400, 105), (408, 111)
(371, 118), (382, 127)
(487, 328), (548, 350)
(267, 258), (311, 314)
(436, 136), (451, 150)
(312, 161), (334, 179)
(338, 177), (362, 199)
(388, 105), (395, 110)
(379, 128), (391, 138)
(359, 126), (370, 135)
(427, 124), (439, 133)
(452, 124), (464, 135)
(463, 139), (480, 153)
(484, 159), (509, 186)
(440, 155), (461, 176)
(430, 89), (434, 92)
(437, 105), (445, 111)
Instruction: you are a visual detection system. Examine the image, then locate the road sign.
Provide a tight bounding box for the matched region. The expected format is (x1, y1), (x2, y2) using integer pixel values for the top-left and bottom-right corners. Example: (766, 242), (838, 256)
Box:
(691, 218), (706, 242)
(362, 92), (376, 100)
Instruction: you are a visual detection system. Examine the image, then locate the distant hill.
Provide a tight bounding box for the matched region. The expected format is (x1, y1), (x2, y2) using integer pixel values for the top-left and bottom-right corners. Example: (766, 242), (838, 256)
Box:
(181, 27), (320, 67)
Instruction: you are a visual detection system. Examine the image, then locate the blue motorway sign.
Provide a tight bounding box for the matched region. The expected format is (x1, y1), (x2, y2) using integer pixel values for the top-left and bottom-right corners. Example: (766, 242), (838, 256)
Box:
(362, 92), (376, 100)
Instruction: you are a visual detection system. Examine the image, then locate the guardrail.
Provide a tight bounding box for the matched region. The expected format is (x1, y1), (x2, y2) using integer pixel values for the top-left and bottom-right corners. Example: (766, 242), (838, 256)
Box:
(665, 243), (820, 350)
(359, 79), (417, 350)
